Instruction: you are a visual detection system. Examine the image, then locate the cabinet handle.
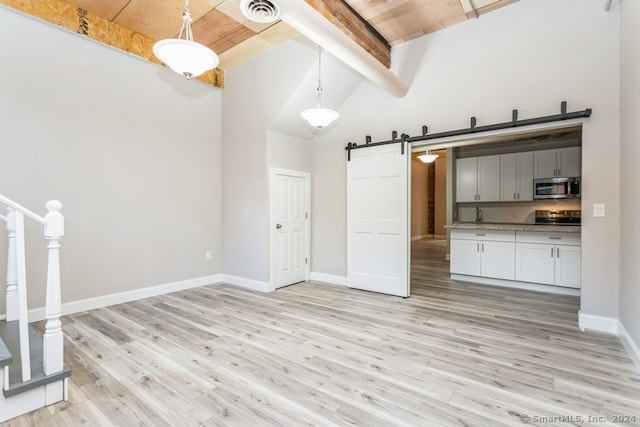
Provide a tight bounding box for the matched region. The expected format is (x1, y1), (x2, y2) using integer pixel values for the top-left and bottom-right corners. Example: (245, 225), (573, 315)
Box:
(557, 248), (560, 258)
(549, 237), (561, 240)
(482, 243), (485, 252)
(517, 193), (520, 199)
(513, 192), (516, 200)
(551, 247), (554, 258)
(477, 243), (480, 252)
(558, 168), (561, 176)
(475, 233), (486, 236)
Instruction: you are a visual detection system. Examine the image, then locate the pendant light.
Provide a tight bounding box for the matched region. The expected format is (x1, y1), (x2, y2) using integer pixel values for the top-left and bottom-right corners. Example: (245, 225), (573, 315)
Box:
(301, 46), (339, 128)
(153, 0), (219, 79)
(418, 150), (439, 163)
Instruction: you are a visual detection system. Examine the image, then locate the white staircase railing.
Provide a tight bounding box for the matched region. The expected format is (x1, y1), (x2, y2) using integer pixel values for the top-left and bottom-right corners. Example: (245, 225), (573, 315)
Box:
(0, 195), (64, 385)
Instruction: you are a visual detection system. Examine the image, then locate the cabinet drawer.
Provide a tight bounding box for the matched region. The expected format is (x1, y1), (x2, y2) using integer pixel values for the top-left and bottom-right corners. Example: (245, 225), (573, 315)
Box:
(451, 229), (515, 242)
(516, 231), (581, 245)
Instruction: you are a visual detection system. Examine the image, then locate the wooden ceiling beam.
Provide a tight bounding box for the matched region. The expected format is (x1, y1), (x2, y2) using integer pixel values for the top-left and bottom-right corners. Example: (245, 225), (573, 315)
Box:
(0, 0), (224, 89)
(304, 0), (391, 68)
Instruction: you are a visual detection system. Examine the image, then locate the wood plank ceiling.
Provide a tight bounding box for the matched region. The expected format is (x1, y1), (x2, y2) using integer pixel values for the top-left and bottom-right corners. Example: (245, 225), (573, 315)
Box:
(1, 0), (519, 87)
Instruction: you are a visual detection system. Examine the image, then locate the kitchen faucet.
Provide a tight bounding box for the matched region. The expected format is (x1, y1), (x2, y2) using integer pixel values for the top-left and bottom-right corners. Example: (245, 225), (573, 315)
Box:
(475, 206), (483, 223)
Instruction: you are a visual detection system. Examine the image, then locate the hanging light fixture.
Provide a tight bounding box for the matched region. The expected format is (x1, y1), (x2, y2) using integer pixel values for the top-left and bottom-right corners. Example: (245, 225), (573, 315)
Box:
(418, 149), (439, 163)
(153, 0), (219, 79)
(301, 46), (339, 128)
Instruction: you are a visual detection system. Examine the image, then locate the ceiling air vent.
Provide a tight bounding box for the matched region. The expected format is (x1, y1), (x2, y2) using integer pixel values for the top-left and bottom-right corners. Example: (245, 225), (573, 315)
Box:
(240, 0), (281, 23)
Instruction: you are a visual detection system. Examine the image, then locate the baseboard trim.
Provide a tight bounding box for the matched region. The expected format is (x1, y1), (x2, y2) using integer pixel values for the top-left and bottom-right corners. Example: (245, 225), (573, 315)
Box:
(618, 321), (640, 374)
(221, 274), (273, 293)
(578, 311), (619, 334)
(23, 274), (223, 322)
(451, 274), (580, 296)
(309, 272), (347, 286)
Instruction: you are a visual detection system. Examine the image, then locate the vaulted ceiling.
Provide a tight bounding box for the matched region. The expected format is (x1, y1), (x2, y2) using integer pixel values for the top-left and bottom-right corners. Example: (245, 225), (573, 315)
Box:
(1, 0), (519, 88)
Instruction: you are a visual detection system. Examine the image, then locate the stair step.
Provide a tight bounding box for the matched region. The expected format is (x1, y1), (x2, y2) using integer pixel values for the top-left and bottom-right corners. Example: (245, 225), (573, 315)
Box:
(0, 334), (12, 368)
(0, 320), (71, 398)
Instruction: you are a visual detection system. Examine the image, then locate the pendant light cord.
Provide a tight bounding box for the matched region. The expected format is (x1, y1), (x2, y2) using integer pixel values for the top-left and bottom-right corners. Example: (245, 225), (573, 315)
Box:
(178, 0), (193, 42)
(316, 46), (325, 108)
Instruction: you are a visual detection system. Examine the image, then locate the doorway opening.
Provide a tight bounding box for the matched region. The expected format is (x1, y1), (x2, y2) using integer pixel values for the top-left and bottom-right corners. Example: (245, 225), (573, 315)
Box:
(410, 149), (448, 266)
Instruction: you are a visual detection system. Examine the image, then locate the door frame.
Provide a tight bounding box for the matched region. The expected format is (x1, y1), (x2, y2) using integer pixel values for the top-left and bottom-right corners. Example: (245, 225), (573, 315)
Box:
(269, 167), (311, 291)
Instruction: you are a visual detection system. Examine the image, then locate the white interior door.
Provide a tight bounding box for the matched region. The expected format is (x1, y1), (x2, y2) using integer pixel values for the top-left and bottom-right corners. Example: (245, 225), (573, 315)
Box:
(347, 143), (410, 297)
(271, 168), (310, 289)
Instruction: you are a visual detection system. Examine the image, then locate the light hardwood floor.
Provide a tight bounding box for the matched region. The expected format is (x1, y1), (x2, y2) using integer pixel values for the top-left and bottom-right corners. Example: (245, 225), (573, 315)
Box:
(4, 239), (640, 426)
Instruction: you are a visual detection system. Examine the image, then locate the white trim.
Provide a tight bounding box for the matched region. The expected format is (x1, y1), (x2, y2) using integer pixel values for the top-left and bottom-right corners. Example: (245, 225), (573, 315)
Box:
(578, 311), (619, 333)
(618, 321), (640, 374)
(222, 274), (273, 293)
(22, 274), (223, 322)
(451, 274), (581, 296)
(269, 167), (311, 290)
(309, 272), (347, 286)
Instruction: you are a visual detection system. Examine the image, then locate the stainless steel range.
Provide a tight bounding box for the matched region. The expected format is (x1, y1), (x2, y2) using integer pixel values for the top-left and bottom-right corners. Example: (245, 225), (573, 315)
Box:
(535, 210), (581, 225)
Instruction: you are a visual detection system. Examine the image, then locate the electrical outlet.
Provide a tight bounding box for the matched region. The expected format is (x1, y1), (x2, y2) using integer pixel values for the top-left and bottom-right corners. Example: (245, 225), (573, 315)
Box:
(205, 251), (212, 261)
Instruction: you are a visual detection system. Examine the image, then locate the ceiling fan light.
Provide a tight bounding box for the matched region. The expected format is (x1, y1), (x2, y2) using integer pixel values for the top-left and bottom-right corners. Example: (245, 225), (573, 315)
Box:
(153, 39), (219, 78)
(300, 107), (339, 128)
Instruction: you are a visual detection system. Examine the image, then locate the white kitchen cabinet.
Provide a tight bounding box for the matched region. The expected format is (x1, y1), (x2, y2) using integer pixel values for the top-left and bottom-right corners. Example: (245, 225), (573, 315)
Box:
(534, 147), (581, 178)
(500, 152), (534, 201)
(515, 232), (581, 288)
(450, 230), (515, 280)
(456, 155), (501, 202)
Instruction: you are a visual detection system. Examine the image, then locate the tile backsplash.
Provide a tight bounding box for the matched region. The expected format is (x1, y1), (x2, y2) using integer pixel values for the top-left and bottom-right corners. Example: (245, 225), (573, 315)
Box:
(457, 199), (582, 224)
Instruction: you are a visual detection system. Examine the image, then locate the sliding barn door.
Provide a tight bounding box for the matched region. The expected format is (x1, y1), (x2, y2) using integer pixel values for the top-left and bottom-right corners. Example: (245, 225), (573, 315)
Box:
(347, 143), (410, 297)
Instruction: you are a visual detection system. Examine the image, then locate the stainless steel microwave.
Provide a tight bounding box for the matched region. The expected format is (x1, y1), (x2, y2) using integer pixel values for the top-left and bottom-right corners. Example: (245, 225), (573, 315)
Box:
(533, 177), (581, 199)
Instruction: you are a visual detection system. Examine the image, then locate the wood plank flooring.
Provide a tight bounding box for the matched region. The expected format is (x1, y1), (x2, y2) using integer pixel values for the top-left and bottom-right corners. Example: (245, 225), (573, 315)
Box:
(4, 239), (640, 426)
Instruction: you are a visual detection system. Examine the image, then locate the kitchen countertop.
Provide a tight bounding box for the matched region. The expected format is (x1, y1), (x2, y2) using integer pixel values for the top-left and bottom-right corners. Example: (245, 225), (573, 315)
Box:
(446, 222), (581, 233)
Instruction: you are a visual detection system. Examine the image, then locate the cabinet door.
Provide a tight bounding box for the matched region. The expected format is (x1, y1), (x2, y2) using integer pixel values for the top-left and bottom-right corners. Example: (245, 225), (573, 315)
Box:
(477, 155), (501, 202)
(500, 153), (518, 201)
(456, 157), (478, 202)
(555, 245), (581, 288)
(450, 239), (480, 276)
(481, 241), (515, 280)
(533, 149), (558, 178)
(557, 147), (581, 177)
(515, 243), (555, 285)
(516, 152), (534, 201)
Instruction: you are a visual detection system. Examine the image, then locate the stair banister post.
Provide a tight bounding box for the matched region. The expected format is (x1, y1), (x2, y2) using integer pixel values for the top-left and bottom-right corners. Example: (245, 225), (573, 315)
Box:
(43, 200), (64, 375)
(5, 208), (18, 321)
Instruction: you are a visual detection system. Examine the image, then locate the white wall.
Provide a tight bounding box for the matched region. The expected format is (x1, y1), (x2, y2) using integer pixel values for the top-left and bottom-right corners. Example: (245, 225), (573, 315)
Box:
(620, 1), (640, 349)
(311, 0), (621, 320)
(0, 7), (222, 311)
(222, 40), (317, 284)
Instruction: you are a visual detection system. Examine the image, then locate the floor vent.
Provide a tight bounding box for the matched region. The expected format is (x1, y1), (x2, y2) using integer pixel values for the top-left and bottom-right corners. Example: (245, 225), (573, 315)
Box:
(240, 0), (281, 23)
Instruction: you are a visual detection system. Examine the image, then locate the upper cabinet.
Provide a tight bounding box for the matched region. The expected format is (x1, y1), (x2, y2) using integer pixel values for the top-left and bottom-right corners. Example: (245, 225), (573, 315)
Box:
(500, 152), (534, 201)
(456, 155), (501, 202)
(533, 147), (581, 178)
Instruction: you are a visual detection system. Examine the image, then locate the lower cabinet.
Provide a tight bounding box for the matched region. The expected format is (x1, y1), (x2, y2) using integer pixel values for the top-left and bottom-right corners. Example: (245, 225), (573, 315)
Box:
(450, 229), (581, 290)
(515, 232), (581, 288)
(450, 230), (515, 280)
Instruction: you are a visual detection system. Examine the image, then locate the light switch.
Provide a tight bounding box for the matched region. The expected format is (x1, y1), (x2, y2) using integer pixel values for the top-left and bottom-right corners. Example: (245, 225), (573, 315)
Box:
(593, 203), (605, 217)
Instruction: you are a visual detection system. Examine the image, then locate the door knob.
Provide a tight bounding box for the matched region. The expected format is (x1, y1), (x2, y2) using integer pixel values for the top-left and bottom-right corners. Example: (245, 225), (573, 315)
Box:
(276, 224), (282, 229)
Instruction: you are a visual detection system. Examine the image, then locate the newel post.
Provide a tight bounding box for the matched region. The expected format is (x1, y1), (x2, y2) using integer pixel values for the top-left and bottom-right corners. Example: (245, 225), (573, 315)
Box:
(5, 209), (18, 321)
(43, 200), (64, 375)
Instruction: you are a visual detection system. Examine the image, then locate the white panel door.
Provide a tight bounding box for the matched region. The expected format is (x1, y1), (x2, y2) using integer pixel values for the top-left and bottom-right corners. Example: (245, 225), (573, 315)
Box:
(271, 169), (309, 289)
(347, 143), (409, 297)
